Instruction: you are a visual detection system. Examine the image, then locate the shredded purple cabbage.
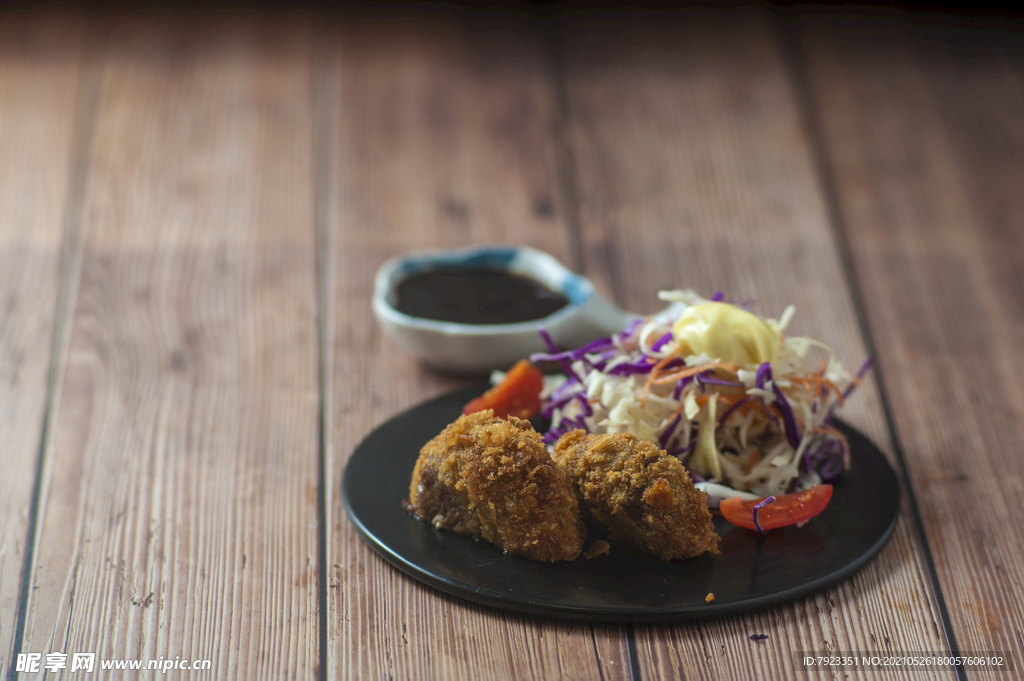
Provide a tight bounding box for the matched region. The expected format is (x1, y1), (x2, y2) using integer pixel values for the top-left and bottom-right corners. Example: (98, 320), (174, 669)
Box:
(621, 318), (644, 337)
(658, 415), (682, 448)
(535, 329), (583, 384)
(606, 357), (658, 376)
(575, 395), (594, 417)
(543, 412), (592, 445)
(749, 634), (769, 642)
(716, 396), (754, 431)
(752, 495), (776, 534)
(672, 375), (693, 400)
(564, 416), (590, 430)
(542, 431), (562, 445)
(825, 354), (874, 425)
(699, 375), (744, 388)
(542, 394), (576, 418)
(753, 364), (780, 428)
(803, 435), (846, 482)
(771, 384), (802, 449)
(534, 337), (616, 367)
(549, 374), (580, 400)
(612, 356), (685, 377)
(757, 363), (800, 448)
(694, 368), (736, 393)
(539, 373), (594, 444)
(651, 332), (673, 352)
(841, 355), (874, 400)
(709, 290), (757, 311)
(573, 336), (616, 357)
(538, 328), (558, 353)
(589, 348), (619, 371)
(543, 390), (593, 421)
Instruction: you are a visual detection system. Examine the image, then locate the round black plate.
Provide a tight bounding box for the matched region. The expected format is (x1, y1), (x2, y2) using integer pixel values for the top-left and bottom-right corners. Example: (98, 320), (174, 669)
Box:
(343, 384), (900, 621)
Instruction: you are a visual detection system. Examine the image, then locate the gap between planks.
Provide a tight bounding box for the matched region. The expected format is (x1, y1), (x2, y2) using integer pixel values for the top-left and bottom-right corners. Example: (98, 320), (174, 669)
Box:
(773, 13), (965, 680)
(312, 15), (335, 681)
(6, 22), (99, 681)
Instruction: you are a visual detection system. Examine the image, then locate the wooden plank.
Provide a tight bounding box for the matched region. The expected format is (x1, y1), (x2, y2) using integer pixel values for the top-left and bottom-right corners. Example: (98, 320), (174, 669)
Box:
(0, 9), (84, 672)
(800, 15), (1024, 678)
(321, 8), (629, 680)
(557, 9), (952, 679)
(20, 12), (321, 678)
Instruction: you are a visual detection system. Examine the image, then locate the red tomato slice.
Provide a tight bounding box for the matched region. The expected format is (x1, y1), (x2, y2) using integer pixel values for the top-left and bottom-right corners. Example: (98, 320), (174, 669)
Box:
(462, 360), (544, 420)
(720, 485), (833, 531)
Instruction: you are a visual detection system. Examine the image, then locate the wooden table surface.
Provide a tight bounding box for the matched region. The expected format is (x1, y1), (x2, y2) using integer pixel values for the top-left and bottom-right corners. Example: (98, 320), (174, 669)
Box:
(1, 4), (1021, 679)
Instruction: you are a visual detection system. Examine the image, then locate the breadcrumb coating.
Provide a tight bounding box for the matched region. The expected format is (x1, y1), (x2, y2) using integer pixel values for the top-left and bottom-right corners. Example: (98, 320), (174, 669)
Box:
(552, 430), (720, 561)
(405, 411), (585, 562)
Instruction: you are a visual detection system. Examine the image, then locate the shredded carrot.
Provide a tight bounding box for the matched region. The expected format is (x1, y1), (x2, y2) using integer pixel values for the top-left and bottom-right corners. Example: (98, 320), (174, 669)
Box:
(744, 450), (761, 475)
(824, 378), (845, 405)
(726, 397), (762, 420)
(640, 354), (680, 408)
(811, 376), (845, 406)
(789, 377), (815, 391)
(791, 373), (845, 406)
(812, 422), (846, 440)
(650, 361), (740, 386)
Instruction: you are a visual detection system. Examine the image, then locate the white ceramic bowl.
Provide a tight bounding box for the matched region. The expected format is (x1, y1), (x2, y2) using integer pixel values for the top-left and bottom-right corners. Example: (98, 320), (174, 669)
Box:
(372, 245), (637, 374)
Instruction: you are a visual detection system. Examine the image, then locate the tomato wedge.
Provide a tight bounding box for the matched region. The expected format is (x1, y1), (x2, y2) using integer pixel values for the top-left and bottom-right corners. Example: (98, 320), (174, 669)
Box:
(462, 360), (544, 420)
(720, 485), (833, 532)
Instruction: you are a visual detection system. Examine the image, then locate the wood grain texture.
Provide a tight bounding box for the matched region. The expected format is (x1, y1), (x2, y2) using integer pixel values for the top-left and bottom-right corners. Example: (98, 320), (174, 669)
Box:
(557, 9), (951, 679)
(321, 8), (628, 680)
(0, 9), (83, 672)
(20, 12), (320, 678)
(800, 16), (1024, 677)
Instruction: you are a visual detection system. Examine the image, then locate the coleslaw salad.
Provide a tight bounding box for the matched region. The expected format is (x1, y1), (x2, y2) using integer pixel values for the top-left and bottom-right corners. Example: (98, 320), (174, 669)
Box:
(525, 289), (872, 500)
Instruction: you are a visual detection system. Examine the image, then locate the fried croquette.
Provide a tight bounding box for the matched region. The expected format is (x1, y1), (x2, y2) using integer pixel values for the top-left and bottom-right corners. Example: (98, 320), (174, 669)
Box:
(404, 410), (585, 562)
(552, 430), (720, 561)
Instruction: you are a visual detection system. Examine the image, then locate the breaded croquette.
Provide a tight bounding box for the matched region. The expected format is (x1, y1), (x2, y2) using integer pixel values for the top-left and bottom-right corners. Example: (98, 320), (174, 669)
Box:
(404, 410), (585, 562)
(552, 430), (720, 561)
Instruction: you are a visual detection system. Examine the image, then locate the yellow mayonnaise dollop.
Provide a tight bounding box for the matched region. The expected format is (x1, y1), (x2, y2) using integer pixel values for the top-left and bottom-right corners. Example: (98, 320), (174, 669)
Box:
(672, 302), (780, 366)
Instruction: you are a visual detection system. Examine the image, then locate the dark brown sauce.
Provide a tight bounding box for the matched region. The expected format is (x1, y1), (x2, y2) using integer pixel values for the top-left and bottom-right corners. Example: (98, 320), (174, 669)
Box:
(395, 268), (569, 325)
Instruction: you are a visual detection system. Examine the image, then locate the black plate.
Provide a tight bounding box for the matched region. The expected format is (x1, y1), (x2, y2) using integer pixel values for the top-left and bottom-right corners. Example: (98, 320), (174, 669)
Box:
(343, 384), (900, 621)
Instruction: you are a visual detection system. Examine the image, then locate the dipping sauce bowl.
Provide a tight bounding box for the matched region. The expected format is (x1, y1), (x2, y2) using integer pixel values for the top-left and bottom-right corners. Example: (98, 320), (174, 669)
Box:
(372, 245), (638, 374)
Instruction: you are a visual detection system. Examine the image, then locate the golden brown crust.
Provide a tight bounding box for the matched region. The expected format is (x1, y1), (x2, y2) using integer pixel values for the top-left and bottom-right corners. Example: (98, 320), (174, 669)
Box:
(552, 430), (720, 561)
(583, 540), (611, 559)
(406, 411), (585, 562)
